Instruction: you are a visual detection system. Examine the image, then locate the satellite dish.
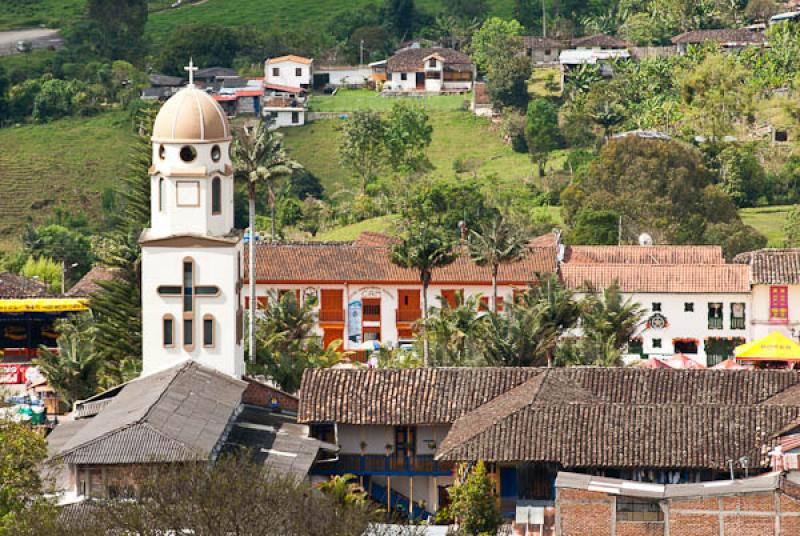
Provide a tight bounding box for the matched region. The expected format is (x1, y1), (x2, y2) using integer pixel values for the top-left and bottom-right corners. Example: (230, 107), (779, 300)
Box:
(638, 233), (653, 246)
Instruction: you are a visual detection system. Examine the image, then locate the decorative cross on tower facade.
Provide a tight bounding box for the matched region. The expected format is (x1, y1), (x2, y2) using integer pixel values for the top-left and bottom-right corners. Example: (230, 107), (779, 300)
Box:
(157, 258), (219, 351)
(184, 58), (198, 87)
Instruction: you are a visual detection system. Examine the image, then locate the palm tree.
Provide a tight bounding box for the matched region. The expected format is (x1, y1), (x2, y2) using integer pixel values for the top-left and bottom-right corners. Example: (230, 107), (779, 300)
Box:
(421, 294), (487, 366)
(521, 273), (581, 366)
(482, 301), (559, 367)
(391, 219), (458, 366)
(468, 216), (527, 313)
(232, 122), (300, 362)
(580, 281), (644, 352)
(35, 312), (101, 407)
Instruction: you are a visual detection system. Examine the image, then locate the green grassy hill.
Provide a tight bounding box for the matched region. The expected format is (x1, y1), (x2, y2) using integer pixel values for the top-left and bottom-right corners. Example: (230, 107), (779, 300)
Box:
(0, 112), (134, 250)
(0, 0), (84, 31)
(282, 111), (538, 194)
(740, 205), (795, 247)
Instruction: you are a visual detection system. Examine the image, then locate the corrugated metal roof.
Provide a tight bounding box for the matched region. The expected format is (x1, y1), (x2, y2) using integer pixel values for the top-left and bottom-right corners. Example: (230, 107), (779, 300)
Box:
(55, 362), (247, 464)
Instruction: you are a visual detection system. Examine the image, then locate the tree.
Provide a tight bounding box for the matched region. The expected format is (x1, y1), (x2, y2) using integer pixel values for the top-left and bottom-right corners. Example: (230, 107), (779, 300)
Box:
(384, 102), (433, 176)
(525, 98), (562, 176)
(443, 0), (489, 21)
(8, 456), (378, 535)
(0, 419), (48, 526)
(34, 312), (101, 407)
(158, 24), (240, 75)
(567, 209), (619, 245)
(468, 216), (527, 312)
(90, 106), (156, 387)
(338, 111), (387, 194)
(23, 224), (93, 287)
(391, 217), (458, 365)
(421, 294), (487, 366)
(471, 17), (524, 74)
(19, 257), (61, 294)
(745, 0), (778, 23)
(718, 144), (768, 208)
(448, 461), (503, 535)
(523, 273), (581, 366)
(561, 136), (744, 245)
(486, 52), (531, 110)
(383, 0), (417, 38)
(513, 0), (538, 30)
(87, 0), (148, 62)
(251, 292), (347, 392)
(233, 122), (300, 363)
(580, 282), (644, 354)
(705, 221), (766, 260)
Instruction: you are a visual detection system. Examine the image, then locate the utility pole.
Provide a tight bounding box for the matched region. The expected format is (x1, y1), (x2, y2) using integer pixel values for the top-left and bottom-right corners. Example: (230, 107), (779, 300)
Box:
(541, 0), (547, 38)
(360, 40), (365, 66)
(618, 215), (622, 246)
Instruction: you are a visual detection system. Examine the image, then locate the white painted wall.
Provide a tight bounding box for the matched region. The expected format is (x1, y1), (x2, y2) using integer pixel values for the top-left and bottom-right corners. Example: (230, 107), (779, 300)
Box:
(572, 291), (752, 365)
(141, 243), (244, 379)
(265, 60), (312, 88)
(317, 67), (371, 86)
(338, 424), (393, 455)
(388, 72), (418, 91)
(150, 141), (235, 239)
(264, 108), (305, 130)
(751, 284), (800, 340)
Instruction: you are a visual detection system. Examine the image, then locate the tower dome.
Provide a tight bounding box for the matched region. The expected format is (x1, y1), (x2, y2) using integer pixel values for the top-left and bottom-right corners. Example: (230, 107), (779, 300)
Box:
(152, 87), (231, 143)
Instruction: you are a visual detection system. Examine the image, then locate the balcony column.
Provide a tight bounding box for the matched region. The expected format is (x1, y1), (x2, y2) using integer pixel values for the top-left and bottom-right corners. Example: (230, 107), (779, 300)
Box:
(387, 476), (392, 511)
(409, 476), (414, 519)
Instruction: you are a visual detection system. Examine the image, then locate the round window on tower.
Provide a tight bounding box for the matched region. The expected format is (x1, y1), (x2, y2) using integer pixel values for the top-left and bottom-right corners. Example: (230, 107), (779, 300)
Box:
(158, 144), (166, 160)
(180, 145), (197, 163)
(211, 145), (221, 162)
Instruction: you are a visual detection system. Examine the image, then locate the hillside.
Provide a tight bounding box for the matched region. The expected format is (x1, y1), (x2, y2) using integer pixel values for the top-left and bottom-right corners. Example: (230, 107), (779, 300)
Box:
(0, 112), (135, 250)
(0, 0), (83, 31)
(281, 111), (538, 194)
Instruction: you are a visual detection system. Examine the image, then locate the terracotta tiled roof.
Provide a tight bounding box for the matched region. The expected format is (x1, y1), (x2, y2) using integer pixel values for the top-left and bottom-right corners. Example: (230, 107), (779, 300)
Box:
(266, 55), (313, 65)
(734, 249), (800, 285)
(0, 272), (51, 298)
(248, 238), (556, 284)
(571, 34), (630, 48)
(66, 266), (117, 297)
(387, 47), (473, 72)
(298, 368), (540, 425)
(300, 367), (800, 470)
(672, 29), (766, 45)
(523, 36), (564, 49)
(561, 263), (750, 293)
(564, 245), (725, 265)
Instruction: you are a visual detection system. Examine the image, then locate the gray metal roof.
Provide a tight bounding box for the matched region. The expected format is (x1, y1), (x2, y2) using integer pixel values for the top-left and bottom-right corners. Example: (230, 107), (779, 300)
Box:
(556, 471), (783, 499)
(55, 362), (247, 465)
(223, 406), (337, 477)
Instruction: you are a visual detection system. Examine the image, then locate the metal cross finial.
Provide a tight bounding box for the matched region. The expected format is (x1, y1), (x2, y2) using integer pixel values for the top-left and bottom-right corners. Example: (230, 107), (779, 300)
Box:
(184, 57), (198, 87)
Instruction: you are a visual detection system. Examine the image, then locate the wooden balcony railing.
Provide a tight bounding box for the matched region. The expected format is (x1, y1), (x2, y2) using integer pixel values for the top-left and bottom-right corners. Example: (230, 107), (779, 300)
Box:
(319, 308), (344, 322)
(312, 454), (454, 475)
(396, 309), (422, 323)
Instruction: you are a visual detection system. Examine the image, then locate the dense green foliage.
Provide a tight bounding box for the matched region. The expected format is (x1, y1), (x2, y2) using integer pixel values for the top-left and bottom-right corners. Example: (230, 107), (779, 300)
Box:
(0, 420), (48, 530)
(448, 461), (503, 535)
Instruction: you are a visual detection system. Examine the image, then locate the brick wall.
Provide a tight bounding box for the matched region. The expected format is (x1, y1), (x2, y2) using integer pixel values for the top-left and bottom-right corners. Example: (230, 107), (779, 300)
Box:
(556, 487), (800, 536)
(242, 379), (299, 412)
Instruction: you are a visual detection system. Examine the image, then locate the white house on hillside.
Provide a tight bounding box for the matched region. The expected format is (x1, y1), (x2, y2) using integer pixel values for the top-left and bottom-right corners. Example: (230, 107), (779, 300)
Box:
(385, 47), (474, 93)
(265, 55), (313, 89)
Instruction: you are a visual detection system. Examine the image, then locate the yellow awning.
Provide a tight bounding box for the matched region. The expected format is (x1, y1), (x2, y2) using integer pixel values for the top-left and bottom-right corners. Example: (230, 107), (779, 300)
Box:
(735, 332), (800, 361)
(0, 298), (89, 313)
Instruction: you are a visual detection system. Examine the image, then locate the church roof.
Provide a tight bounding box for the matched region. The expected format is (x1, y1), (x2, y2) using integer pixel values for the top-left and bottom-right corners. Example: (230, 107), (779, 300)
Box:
(152, 87), (231, 144)
(55, 362), (247, 464)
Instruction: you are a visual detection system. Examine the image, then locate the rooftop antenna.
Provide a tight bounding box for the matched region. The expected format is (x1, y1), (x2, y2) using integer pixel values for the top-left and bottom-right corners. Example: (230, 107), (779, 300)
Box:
(638, 233), (653, 246)
(184, 57), (198, 88)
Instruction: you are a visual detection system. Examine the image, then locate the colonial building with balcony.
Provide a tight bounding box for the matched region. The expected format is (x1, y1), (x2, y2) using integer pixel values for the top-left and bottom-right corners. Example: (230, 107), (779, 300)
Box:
(735, 249), (800, 342)
(299, 367), (800, 528)
(244, 232), (557, 353)
(561, 245), (752, 366)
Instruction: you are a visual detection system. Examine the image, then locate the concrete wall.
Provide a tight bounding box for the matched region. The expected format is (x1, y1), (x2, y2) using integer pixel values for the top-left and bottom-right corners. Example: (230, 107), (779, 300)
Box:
(317, 67), (371, 86)
(388, 72), (418, 91)
(337, 424), (450, 456)
(265, 109), (305, 129)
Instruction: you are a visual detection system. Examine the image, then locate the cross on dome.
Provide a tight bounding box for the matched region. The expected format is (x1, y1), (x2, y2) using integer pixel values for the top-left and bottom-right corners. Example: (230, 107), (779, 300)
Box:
(184, 58), (198, 87)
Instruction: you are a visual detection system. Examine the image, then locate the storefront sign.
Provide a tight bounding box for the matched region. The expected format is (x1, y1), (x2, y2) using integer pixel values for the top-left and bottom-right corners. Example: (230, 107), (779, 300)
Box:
(347, 300), (362, 344)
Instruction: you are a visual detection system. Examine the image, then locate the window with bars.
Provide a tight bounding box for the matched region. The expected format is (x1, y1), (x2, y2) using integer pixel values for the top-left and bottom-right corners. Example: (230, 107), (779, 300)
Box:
(730, 303), (746, 330)
(616, 498), (663, 522)
(708, 303), (723, 329)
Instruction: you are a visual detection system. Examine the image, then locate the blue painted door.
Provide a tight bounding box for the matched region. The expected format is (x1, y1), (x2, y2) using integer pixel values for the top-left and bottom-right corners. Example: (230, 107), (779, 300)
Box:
(499, 467), (518, 498)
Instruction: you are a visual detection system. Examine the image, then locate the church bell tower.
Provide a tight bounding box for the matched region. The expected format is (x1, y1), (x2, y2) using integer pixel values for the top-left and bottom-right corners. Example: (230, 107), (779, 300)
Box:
(139, 62), (244, 378)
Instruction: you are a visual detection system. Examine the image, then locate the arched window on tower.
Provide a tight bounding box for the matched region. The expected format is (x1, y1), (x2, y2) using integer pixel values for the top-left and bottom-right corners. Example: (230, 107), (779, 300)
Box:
(211, 177), (221, 215)
(159, 178), (165, 211)
(203, 314), (215, 348)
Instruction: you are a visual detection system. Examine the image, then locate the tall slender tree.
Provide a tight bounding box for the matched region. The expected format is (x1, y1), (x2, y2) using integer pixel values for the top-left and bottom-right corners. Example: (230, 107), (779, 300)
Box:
(232, 122), (300, 363)
(391, 218), (458, 365)
(468, 216), (528, 312)
(522, 273), (581, 366)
